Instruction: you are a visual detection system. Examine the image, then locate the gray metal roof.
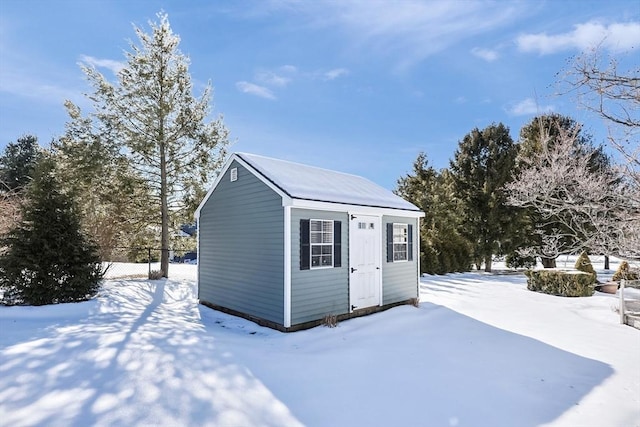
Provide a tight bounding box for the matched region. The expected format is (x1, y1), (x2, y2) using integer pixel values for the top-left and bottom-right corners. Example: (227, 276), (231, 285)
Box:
(237, 152), (421, 212)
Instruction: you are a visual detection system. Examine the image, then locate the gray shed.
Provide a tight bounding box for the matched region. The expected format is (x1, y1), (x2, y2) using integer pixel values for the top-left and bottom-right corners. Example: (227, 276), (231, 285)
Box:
(195, 153), (424, 331)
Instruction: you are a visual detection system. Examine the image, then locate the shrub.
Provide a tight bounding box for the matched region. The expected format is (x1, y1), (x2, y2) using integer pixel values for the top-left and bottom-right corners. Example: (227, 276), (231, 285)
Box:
(524, 270), (595, 297)
(612, 261), (640, 282)
(505, 252), (537, 269)
(574, 251), (597, 279)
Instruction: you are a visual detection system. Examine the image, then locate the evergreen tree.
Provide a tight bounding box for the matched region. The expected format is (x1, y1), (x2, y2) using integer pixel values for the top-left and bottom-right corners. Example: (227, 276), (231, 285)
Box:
(396, 153), (471, 274)
(449, 123), (520, 272)
(72, 11), (229, 277)
(0, 135), (42, 193)
(53, 101), (155, 257)
(0, 157), (103, 305)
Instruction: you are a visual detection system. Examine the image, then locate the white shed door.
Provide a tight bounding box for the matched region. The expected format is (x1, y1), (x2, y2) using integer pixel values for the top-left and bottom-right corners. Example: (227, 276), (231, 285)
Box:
(349, 215), (381, 311)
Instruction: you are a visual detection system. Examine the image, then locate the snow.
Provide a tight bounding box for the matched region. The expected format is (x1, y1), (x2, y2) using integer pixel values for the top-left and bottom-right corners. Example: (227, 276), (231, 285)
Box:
(236, 152), (421, 211)
(1, 263), (639, 427)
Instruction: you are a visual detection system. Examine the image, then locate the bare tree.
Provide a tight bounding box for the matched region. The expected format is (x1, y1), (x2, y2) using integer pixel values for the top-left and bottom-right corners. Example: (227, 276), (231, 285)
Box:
(506, 119), (639, 260)
(562, 45), (639, 188)
(0, 181), (22, 241)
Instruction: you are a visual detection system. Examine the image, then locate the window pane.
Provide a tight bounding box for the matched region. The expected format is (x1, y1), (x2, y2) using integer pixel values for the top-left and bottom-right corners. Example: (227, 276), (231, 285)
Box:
(312, 246), (322, 255)
(310, 220), (322, 231)
(322, 245), (332, 255)
(322, 232), (333, 244)
(321, 255), (332, 266)
(311, 233), (322, 244)
(312, 256), (320, 267)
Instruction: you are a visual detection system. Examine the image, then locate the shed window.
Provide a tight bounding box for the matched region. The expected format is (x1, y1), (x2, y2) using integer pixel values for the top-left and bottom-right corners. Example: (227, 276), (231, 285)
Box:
(311, 220), (334, 267)
(230, 167), (238, 182)
(386, 223), (413, 263)
(300, 219), (342, 270)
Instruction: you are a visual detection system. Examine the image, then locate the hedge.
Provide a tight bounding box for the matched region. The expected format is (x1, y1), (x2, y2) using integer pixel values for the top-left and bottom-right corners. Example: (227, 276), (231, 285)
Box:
(524, 270), (595, 297)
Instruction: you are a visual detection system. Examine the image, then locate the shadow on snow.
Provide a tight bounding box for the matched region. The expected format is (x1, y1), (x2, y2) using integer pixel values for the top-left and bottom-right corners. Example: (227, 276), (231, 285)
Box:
(0, 277), (613, 427)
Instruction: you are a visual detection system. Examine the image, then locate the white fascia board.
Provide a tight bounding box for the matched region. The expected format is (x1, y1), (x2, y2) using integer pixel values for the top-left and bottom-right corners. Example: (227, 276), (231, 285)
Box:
(195, 154), (293, 220)
(194, 155), (236, 220)
(283, 205), (292, 328)
(289, 198), (425, 218)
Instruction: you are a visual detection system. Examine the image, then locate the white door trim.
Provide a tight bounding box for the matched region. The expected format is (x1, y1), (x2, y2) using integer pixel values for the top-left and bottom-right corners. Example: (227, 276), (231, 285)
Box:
(348, 213), (382, 312)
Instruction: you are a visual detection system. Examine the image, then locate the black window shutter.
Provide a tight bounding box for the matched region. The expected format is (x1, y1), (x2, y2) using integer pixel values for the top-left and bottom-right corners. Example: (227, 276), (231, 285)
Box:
(386, 223), (394, 263)
(333, 221), (341, 267)
(300, 219), (310, 270)
(408, 224), (414, 261)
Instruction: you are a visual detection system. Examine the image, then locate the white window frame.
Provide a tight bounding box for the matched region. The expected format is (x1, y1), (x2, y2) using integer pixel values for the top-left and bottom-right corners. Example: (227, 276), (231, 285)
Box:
(310, 219), (334, 269)
(393, 223), (409, 262)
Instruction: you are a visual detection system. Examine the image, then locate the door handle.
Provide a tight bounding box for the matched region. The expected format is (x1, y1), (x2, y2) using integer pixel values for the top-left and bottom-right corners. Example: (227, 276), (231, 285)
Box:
(351, 267), (357, 273)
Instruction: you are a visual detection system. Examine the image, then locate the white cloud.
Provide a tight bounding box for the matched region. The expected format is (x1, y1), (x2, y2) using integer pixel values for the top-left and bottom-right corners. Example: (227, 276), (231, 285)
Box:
(517, 21), (640, 55)
(247, 0), (523, 69)
(255, 71), (291, 87)
(507, 97), (554, 116)
(323, 68), (349, 80)
(255, 65), (298, 87)
(79, 55), (124, 74)
(235, 81), (276, 100)
(471, 47), (499, 62)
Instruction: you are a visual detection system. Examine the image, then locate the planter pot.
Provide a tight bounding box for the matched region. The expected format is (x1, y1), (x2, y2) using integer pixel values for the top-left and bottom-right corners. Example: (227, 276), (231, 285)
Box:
(595, 283), (619, 294)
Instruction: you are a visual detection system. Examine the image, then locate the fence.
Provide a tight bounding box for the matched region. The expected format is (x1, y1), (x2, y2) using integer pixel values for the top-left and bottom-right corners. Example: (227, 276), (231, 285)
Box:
(619, 279), (640, 329)
(100, 247), (197, 279)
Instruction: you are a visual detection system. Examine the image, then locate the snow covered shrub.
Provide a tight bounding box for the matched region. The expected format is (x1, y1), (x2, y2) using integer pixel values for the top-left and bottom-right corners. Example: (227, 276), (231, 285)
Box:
(612, 261), (639, 282)
(0, 158), (103, 305)
(524, 270), (595, 297)
(574, 251), (597, 279)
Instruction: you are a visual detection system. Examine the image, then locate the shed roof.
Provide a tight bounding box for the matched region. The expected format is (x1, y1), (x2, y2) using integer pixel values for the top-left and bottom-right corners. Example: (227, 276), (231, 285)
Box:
(236, 152), (421, 211)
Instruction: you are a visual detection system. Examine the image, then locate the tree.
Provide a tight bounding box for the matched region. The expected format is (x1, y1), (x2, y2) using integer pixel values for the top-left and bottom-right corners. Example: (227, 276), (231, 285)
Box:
(514, 114), (611, 267)
(73, 11), (229, 277)
(560, 46), (640, 261)
(53, 101), (155, 257)
(0, 135), (42, 193)
(0, 135), (43, 238)
(0, 156), (103, 305)
(506, 118), (637, 259)
(396, 153), (471, 274)
(449, 123), (521, 272)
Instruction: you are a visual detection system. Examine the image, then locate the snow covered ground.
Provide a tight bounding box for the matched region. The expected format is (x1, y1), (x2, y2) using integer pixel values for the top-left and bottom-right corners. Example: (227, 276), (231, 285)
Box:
(1, 263), (639, 427)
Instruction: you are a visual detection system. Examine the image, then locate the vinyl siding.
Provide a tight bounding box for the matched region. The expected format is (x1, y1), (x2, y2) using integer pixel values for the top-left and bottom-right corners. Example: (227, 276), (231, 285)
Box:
(290, 209), (349, 325)
(382, 215), (419, 304)
(198, 160), (284, 324)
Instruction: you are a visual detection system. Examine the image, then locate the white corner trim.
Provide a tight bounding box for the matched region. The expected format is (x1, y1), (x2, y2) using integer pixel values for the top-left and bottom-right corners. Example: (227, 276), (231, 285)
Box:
(284, 205), (292, 328)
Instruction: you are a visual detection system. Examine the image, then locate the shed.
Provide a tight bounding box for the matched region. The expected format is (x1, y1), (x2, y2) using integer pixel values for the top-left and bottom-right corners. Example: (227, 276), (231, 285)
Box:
(195, 152), (424, 331)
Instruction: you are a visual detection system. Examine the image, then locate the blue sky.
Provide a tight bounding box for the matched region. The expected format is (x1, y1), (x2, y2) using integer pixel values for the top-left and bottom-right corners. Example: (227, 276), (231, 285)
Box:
(1, 0), (638, 190)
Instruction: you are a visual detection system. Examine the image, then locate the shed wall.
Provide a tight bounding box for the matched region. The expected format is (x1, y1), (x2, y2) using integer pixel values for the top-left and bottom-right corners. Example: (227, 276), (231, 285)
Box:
(382, 215), (419, 304)
(198, 160), (284, 324)
(290, 209), (349, 325)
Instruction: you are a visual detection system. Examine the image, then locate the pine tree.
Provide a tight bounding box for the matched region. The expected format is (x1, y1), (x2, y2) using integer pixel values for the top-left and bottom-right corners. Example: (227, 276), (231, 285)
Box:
(0, 157), (103, 305)
(73, 11), (229, 277)
(396, 153), (472, 274)
(0, 135), (42, 193)
(449, 123), (521, 272)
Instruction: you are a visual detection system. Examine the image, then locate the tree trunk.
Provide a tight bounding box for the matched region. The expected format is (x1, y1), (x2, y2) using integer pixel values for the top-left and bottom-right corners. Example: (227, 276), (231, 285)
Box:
(604, 255), (610, 270)
(541, 257), (556, 268)
(484, 254), (492, 272)
(160, 139), (169, 278)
